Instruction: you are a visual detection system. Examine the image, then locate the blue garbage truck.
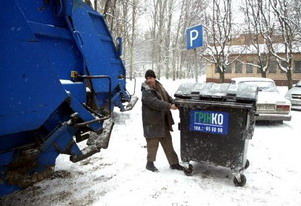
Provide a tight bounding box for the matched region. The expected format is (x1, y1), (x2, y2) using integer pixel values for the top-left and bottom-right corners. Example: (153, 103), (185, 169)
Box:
(0, 0), (138, 196)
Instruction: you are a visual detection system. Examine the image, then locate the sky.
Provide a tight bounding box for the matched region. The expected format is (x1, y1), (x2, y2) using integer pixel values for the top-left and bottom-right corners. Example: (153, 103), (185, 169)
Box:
(1, 77), (301, 206)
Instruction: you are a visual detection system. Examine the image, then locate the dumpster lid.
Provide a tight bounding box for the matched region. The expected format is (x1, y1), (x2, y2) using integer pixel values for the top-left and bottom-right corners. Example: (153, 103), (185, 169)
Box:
(174, 82), (258, 102)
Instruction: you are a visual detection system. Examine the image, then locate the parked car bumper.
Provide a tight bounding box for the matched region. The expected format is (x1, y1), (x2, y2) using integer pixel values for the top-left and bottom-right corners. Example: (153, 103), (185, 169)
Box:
(291, 105), (301, 110)
(290, 99), (301, 110)
(255, 113), (292, 121)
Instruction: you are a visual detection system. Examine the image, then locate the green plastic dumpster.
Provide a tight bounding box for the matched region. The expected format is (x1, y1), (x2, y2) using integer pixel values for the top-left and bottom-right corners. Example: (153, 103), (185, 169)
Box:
(174, 82), (257, 186)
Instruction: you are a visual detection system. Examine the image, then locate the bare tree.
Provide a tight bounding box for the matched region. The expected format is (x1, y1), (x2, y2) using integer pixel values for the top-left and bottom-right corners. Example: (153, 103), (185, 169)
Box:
(145, 0), (207, 80)
(129, 0), (138, 79)
(176, 0), (207, 80)
(84, 0), (92, 7)
(95, 0), (142, 80)
(94, 0), (97, 10)
(202, 0), (238, 82)
(171, 0), (185, 80)
(148, 0), (162, 78)
(268, 0), (298, 88)
(243, 0), (273, 78)
(164, 0), (174, 79)
(178, 0), (192, 79)
(102, 0), (116, 30)
(291, 0), (301, 34)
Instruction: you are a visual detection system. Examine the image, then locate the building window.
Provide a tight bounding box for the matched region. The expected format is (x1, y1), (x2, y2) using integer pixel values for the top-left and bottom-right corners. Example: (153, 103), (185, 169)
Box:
(269, 60), (277, 73)
(294, 60), (301, 73)
(246, 62), (253, 73)
(215, 66), (219, 73)
(225, 64), (232, 73)
(257, 67), (261, 74)
(235, 61), (243, 73)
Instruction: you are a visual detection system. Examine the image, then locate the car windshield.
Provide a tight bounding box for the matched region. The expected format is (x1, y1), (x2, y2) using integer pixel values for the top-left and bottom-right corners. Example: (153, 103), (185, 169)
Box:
(296, 80), (301, 87)
(238, 81), (278, 92)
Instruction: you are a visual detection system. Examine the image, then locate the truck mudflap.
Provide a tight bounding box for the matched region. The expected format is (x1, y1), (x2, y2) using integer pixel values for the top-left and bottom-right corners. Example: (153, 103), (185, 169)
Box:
(125, 95), (139, 111)
(70, 118), (114, 163)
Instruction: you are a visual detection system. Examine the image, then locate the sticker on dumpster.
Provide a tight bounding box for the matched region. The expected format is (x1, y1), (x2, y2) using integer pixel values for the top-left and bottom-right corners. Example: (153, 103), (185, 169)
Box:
(189, 110), (229, 135)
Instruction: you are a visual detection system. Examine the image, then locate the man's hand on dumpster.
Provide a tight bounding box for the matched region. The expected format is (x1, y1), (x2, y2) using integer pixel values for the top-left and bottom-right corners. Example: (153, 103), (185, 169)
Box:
(170, 104), (178, 110)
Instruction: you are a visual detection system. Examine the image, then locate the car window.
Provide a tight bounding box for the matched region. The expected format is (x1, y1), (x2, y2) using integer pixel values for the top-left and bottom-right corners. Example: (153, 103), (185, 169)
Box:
(296, 81), (301, 87)
(238, 81), (278, 92)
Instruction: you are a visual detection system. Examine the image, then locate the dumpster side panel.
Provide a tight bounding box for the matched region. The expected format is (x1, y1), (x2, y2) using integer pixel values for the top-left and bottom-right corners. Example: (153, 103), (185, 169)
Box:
(179, 101), (251, 171)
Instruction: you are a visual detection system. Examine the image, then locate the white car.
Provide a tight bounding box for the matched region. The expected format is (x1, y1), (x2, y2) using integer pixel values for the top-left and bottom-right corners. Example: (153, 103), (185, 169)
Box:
(230, 77), (291, 123)
(285, 80), (301, 110)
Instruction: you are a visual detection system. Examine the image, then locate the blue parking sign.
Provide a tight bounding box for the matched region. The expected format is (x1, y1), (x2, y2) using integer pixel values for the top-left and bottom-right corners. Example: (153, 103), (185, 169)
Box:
(186, 25), (203, 50)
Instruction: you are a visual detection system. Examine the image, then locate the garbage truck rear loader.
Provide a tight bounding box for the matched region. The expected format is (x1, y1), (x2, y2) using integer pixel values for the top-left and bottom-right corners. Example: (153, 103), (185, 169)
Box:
(0, 0), (137, 196)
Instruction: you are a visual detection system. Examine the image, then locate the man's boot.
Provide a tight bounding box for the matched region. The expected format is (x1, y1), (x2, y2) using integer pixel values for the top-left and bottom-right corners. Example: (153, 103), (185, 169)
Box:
(146, 161), (158, 172)
(170, 163), (184, 171)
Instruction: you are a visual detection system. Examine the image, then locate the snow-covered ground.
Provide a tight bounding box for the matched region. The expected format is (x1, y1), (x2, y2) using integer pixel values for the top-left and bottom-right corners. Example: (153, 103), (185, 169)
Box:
(1, 78), (301, 206)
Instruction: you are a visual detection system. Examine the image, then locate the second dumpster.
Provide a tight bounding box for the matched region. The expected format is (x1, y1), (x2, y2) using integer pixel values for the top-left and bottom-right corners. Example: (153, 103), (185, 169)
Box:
(174, 82), (258, 186)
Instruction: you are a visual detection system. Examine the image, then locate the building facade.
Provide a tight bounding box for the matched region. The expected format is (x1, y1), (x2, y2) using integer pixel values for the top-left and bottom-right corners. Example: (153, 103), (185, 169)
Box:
(205, 35), (301, 85)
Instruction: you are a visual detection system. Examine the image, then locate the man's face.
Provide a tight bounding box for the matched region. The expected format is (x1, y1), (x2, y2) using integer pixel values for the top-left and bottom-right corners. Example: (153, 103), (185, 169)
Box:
(146, 77), (156, 87)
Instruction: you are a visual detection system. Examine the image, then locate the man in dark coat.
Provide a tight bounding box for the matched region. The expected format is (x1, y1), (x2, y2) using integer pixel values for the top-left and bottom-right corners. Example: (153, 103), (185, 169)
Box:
(141, 69), (184, 172)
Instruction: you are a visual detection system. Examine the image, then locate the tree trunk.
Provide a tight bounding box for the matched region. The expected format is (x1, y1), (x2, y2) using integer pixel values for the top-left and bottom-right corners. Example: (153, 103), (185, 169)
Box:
(165, 0), (173, 79)
(94, 0), (97, 11)
(219, 65), (225, 83)
(261, 69), (267, 78)
(110, 0), (116, 31)
(129, 0), (137, 80)
(286, 69), (293, 89)
(103, 0), (110, 16)
(151, 0), (160, 72)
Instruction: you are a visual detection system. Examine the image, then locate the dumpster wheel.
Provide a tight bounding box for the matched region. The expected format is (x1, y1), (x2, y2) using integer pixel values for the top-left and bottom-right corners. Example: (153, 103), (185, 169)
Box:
(233, 174), (247, 187)
(244, 159), (250, 169)
(183, 164), (193, 176)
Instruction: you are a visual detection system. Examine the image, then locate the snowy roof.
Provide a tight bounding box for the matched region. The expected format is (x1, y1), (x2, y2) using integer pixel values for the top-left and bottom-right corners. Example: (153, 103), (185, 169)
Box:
(231, 77), (275, 83)
(203, 41), (301, 55)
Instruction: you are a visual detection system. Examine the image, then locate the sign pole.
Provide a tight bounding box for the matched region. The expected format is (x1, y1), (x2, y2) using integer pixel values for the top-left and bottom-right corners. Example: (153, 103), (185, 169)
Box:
(194, 48), (198, 82)
(186, 25), (203, 83)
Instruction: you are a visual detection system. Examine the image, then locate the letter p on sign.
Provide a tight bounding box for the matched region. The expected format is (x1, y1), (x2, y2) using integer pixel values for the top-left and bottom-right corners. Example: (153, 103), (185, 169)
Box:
(186, 25), (203, 50)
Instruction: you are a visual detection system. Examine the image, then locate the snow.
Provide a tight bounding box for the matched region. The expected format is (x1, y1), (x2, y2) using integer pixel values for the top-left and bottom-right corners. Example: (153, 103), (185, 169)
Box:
(1, 78), (301, 206)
